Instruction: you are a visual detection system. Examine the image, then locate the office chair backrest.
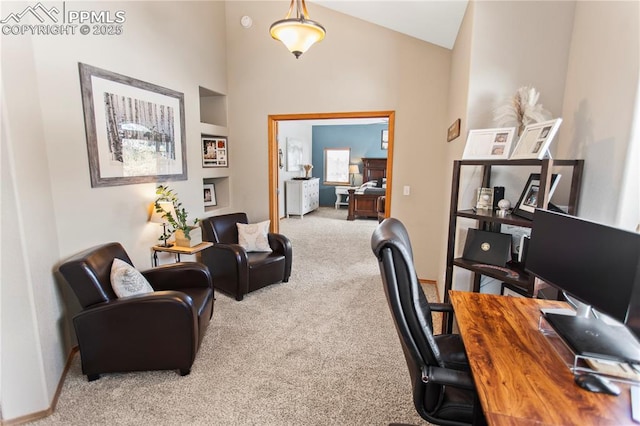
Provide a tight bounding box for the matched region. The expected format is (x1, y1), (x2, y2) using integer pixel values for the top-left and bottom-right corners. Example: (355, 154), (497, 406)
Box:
(201, 212), (248, 244)
(371, 218), (446, 413)
(59, 242), (132, 308)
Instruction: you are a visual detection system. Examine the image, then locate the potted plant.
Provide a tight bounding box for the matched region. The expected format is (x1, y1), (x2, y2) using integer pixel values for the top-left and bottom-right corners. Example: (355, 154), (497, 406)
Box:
(154, 185), (202, 247)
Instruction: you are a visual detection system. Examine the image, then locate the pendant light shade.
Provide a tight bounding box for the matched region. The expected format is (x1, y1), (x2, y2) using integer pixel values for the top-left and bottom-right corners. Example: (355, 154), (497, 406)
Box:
(270, 0), (326, 58)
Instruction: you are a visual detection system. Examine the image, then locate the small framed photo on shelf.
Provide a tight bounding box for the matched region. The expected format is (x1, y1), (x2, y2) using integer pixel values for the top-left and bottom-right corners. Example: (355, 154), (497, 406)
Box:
(202, 136), (228, 167)
(476, 187), (494, 210)
(512, 173), (561, 220)
(462, 127), (517, 160)
(510, 118), (562, 160)
(203, 183), (217, 207)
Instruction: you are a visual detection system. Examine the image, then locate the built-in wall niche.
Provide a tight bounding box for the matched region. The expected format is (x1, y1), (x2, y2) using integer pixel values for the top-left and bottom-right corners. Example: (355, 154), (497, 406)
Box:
(199, 86), (228, 136)
(203, 177), (230, 212)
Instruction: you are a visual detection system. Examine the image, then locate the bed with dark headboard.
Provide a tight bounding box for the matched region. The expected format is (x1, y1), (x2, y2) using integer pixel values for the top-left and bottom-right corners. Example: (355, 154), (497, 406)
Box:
(347, 158), (387, 220)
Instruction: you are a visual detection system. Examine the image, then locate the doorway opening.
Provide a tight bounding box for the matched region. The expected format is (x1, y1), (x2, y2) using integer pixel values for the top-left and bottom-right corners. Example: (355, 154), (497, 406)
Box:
(267, 111), (395, 232)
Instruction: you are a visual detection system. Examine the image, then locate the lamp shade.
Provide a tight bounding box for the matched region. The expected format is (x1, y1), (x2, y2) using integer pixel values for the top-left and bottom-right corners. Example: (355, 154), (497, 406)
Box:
(349, 164), (360, 174)
(270, 0), (325, 58)
(150, 201), (176, 224)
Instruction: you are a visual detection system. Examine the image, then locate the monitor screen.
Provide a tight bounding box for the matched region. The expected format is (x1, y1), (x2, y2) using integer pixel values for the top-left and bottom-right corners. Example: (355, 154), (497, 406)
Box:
(526, 210), (640, 327)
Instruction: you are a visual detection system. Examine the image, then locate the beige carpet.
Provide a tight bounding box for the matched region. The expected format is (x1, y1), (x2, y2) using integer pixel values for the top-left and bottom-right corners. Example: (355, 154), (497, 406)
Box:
(33, 208), (437, 425)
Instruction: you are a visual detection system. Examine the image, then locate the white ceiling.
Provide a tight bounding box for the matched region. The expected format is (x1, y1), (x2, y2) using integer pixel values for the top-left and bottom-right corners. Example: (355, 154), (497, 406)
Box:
(310, 0), (469, 49)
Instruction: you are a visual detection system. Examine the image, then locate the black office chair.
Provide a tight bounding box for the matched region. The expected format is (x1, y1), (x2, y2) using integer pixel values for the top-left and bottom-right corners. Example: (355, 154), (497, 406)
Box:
(371, 218), (483, 426)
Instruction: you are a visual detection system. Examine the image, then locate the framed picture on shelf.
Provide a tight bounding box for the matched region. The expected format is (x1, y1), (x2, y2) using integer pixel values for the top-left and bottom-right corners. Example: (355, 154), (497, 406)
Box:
(462, 127), (517, 160)
(78, 63), (187, 187)
(202, 136), (228, 167)
(203, 183), (216, 207)
(475, 187), (494, 210)
(510, 118), (562, 160)
(512, 173), (561, 220)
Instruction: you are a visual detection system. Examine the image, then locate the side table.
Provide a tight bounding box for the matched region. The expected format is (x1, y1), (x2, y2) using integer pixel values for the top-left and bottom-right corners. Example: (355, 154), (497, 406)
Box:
(152, 242), (213, 267)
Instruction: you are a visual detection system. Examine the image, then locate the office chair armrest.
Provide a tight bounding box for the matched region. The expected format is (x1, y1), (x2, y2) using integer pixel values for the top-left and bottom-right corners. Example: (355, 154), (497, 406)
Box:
(142, 262), (212, 291)
(428, 302), (456, 332)
(428, 303), (454, 313)
(422, 366), (475, 390)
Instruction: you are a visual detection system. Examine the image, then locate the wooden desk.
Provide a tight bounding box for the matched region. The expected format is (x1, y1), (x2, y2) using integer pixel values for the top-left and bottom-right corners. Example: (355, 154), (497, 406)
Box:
(449, 291), (634, 425)
(152, 242), (212, 266)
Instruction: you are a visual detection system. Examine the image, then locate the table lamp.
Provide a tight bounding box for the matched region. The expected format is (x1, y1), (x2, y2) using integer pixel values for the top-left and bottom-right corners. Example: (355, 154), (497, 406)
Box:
(149, 201), (176, 247)
(349, 164), (359, 186)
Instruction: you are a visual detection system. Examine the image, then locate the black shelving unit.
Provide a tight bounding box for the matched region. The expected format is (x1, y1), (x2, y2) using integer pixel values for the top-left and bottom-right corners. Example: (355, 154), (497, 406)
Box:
(443, 159), (584, 304)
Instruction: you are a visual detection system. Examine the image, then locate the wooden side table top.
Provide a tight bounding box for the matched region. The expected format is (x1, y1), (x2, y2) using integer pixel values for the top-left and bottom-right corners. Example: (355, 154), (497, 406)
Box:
(449, 290), (634, 426)
(152, 241), (213, 255)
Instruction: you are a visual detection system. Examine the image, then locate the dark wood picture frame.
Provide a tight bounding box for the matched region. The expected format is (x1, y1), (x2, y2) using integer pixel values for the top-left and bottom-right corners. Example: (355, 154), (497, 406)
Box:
(79, 63), (187, 187)
(512, 173), (560, 220)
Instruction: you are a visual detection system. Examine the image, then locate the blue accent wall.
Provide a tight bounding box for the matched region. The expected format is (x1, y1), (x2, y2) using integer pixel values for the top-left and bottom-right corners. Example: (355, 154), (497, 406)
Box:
(312, 123), (388, 207)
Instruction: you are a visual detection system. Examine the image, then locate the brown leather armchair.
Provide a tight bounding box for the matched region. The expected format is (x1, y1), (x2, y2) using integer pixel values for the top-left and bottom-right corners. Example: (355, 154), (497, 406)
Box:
(200, 212), (292, 301)
(58, 242), (214, 381)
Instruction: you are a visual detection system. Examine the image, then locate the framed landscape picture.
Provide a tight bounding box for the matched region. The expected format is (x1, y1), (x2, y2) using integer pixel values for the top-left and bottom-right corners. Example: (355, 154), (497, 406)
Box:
(78, 63), (187, 187)
(202, 136), (228, 167)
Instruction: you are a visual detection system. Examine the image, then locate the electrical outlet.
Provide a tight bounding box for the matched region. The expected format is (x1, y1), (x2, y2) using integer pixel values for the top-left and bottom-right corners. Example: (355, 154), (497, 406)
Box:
(403, 185), (410, 196)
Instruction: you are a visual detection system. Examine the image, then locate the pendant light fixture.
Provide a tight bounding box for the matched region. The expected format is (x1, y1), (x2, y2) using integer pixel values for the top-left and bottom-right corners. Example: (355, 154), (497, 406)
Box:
(270, 0), (326, 59)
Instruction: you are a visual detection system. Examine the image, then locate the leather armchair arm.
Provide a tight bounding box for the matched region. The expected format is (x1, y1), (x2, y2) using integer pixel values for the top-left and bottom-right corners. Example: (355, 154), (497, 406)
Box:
(142, 262), (212, 291)
(73, 291), (199, 370)
(268, 233), (291, 255)
(422, 365), (475, 390)
(268, 233), (292, 280)
(202, 243), (249, 295)
(209, 243), (249, 267)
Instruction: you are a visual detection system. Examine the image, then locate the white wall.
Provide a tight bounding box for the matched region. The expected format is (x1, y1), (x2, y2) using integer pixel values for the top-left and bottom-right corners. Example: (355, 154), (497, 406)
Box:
(277, 121), (313, 217)
(557, 0), (640, 227)
(224, 1), (452, 278)
(438, 0), (576, 296)
(1, 1), (228, 421)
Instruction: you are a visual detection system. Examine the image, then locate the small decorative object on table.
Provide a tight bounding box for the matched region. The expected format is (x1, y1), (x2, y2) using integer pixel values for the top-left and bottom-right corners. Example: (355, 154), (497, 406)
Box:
(154, 185), (201, 247)
(493, 85), (551, 136)
(303, 164), (313, 178)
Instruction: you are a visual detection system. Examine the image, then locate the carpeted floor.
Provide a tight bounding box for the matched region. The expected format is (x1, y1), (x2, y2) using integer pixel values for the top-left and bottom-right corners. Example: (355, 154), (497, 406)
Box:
(33, 208), (437, 425)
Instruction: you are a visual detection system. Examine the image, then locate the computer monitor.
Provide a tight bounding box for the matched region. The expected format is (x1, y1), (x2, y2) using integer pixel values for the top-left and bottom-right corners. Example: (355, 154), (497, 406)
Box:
(527, 210), (640, 323)
(526, 209), (640, 362)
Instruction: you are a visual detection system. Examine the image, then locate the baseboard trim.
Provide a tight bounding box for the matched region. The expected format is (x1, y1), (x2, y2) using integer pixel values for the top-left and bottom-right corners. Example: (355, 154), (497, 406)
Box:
(2, 347), (78, 426)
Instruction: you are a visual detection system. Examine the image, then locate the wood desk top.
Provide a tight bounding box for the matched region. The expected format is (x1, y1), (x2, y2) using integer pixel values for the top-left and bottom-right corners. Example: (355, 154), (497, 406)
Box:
(449, 291), (634, 426)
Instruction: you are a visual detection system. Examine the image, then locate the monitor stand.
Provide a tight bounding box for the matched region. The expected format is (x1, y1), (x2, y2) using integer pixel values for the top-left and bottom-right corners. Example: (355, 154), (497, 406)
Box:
(544, 312), (640, 364)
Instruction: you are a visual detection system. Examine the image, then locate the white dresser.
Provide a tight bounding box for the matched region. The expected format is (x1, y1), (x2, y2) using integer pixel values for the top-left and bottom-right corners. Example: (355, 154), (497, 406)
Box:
(286, 178), (319, 218)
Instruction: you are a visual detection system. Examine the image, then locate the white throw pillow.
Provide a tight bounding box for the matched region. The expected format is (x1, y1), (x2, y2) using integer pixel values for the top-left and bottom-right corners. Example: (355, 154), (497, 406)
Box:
(237, 220), (272, 253)
(110, 258), (154, 298)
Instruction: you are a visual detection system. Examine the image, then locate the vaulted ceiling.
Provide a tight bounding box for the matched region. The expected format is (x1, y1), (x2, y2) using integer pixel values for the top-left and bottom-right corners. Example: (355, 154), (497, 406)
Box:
(311, 0), (469, 49)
